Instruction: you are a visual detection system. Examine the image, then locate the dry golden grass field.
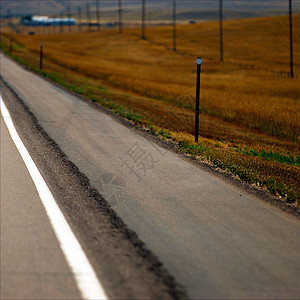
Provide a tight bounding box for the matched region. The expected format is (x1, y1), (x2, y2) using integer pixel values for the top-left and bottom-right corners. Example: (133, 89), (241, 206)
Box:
(1, 15), (300, 204)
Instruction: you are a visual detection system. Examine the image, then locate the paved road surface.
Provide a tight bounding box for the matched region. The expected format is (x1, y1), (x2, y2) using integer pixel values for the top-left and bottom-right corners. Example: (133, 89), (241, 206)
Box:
(1, 53), (300, 299)
(1, 117), (82, 299)
(1, 81), (180, 299)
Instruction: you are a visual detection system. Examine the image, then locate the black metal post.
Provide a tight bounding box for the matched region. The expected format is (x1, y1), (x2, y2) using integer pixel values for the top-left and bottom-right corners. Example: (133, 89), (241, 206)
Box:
(78, 7), (81, 32)
(141, 0), (146, 39)
(40, 43), (43, 70)
(195, 57), (202, 143)
(219, 0), (224, 62)
(118, 0), (123, 34)
(173, 0), (177, 52)
(86, 3), (91, 31)
(96, 0), (100, 31)
(289, 0), (294, 78)
(67, 3), (71, 33)
(9, 38), (13, 53)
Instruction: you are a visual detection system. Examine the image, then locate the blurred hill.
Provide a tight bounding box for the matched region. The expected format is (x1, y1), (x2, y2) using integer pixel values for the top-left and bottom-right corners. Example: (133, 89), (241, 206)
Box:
(1, 0), (300, 21)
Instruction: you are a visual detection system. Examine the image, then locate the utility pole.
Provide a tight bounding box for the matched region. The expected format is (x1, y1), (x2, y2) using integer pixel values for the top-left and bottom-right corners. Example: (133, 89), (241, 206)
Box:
(86, 3), (91, 31)
(7, 9), (11, 25)
(67, 2), (71, 33)
(289, 0), (294, 78)
(219, 0), (224, 62)
(173, 0), (177, 52)
(195, 57), (203, 143)
(118, 0), (123, 34)
(78, 7), (81, 32)
(60, 12), (63, 33)
(96, 0), (100, 31)
(40, 43), (44, 70)
(9, 38), (13, 53)
(53, 16), (56, 34)
(141, 0), (146, 39)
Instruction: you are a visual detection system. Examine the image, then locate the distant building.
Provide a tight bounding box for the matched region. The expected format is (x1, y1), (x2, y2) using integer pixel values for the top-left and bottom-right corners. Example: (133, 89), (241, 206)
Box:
(21, 15), (75, 26)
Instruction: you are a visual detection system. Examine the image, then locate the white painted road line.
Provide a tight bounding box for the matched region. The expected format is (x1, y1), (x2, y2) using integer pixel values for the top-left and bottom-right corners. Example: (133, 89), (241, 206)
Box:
(0, 96), (109, 300)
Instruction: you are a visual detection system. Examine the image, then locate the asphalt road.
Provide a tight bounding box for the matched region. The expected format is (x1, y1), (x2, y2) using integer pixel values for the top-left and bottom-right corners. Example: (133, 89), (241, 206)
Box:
(1, 53), (300, 299)
(1, 117), (81, 299)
